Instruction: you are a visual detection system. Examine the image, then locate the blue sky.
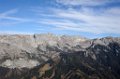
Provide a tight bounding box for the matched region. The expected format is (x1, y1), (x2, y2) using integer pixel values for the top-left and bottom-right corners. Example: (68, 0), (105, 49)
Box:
(0, 0), (120, 38)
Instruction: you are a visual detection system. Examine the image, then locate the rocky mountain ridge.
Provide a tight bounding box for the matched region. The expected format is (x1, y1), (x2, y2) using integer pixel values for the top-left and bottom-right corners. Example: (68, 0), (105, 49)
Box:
(0, 34), (120, 79)
(0, 34), (87, 68)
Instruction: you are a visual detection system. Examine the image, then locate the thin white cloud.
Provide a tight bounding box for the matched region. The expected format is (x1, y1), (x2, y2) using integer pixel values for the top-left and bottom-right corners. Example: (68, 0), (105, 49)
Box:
(56, 0), (118, 6)
(105, 7), (120, 15)
(0, 9), (17, 16)
(35, 6), (120, 34)
(0, 9), (32, 26)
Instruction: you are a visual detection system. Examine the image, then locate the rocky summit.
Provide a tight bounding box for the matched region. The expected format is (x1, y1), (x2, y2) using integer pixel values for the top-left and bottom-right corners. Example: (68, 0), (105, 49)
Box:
(0, 34), (120, 79)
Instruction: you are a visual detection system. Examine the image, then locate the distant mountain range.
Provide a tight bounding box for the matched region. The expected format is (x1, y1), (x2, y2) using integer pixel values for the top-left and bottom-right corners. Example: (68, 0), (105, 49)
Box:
(0, 34), (120, 79)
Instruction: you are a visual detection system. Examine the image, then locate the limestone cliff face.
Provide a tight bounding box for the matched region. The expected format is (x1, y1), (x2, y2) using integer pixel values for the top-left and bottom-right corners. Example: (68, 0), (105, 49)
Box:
(0, 34), (120, 79)
(0, 34), (86, 68)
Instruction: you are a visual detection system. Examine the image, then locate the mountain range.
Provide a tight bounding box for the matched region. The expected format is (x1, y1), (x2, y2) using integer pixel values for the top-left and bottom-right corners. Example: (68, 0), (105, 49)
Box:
(0, 34), (120, 79)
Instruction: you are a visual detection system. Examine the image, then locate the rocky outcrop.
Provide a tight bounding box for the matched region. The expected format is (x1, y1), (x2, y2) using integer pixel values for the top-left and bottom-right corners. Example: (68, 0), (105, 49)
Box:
(0, 34), (87, 68)
(0, 34), (120, 79)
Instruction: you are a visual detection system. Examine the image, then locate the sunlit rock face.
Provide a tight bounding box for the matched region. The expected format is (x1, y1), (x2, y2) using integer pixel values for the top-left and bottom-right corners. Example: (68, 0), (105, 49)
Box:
(0, 34), (120, 79)
(0, 34), (87, 69)
(23, 37), (120, 79)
